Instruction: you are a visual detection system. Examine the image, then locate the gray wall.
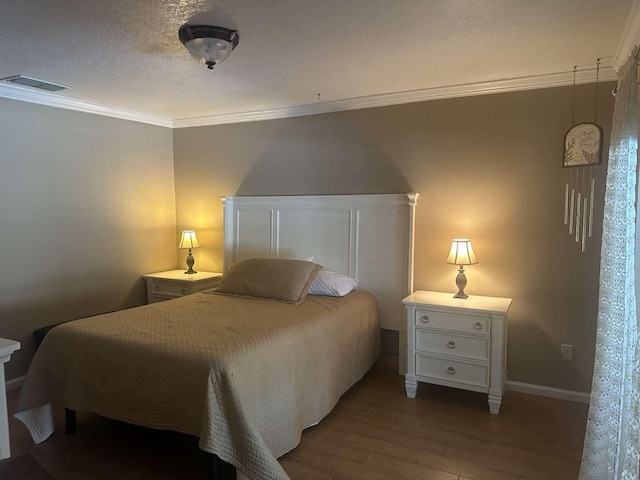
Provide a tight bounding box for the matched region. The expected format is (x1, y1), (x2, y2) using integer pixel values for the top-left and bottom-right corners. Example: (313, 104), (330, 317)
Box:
(0, 98), (177, 380)
(0, 82), (613, 392)
(174, 82), (614, 393)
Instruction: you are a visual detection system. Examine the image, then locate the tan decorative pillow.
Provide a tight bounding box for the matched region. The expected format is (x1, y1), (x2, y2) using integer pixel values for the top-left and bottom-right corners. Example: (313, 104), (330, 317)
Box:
(212, 257), (323, 304)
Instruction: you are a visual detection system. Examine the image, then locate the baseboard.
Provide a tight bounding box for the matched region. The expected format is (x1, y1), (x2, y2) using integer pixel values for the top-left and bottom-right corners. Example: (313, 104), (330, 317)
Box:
(506, 380), (590, 404)
(6, 375), (26, 391)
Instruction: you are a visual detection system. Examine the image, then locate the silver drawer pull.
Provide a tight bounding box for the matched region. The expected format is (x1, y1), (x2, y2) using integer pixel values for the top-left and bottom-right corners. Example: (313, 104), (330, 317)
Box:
(474, 322), (483, 330)
(447, 341), (456, 349)
(421, 315), (430, 323)
(447, 367), (456, 375)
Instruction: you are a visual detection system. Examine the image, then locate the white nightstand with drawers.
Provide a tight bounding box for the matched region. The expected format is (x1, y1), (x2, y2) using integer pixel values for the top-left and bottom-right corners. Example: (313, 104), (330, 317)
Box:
(143, 270), (223, 304)
(402, 291), (512, 414)
(0, 338), (20, 460)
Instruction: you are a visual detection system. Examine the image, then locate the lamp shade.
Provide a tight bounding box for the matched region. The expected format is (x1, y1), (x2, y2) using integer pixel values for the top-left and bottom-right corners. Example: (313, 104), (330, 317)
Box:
(446, 239), (478, 265)
(178, 230), (200, 249)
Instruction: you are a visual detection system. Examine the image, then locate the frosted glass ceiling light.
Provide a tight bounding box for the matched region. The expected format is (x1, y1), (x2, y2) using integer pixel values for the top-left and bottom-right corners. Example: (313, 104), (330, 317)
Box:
(178, 24), (239, 70)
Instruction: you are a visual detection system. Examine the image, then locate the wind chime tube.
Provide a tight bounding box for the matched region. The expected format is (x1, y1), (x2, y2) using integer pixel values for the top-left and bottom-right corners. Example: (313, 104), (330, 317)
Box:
(588, 178), (595, 237)
(569, 189), (575, 234)
(582, 197), (588, 252)
(564, 183), (569, 224)
(575, 192), (582, 242)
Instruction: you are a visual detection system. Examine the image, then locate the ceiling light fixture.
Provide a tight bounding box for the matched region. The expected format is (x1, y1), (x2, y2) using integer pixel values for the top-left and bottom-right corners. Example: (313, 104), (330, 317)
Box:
(178, 24), (239, 70)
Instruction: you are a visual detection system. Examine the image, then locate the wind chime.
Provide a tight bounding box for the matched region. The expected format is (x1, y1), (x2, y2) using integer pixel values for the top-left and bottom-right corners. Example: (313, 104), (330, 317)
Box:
(563, 59), (603, 252)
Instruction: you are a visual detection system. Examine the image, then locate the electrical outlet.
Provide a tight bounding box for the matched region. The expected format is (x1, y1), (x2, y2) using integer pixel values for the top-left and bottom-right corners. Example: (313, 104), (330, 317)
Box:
(561, 344), (573, 361)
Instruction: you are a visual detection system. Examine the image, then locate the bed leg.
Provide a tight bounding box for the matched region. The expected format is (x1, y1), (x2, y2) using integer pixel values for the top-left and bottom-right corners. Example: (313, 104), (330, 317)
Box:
(205, 453), (236, 480)
(65, 408), (76, 434)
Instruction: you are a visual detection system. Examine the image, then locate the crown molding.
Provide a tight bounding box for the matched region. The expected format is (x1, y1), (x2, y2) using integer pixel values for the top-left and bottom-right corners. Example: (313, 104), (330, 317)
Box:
(173, 64), (616, 128)
(0, 63), (616, 129)
(0, 83), (172, 127)
(613, 0), (640, 70)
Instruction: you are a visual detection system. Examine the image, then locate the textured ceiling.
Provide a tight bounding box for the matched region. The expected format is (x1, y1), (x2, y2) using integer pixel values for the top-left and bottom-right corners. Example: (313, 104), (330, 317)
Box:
(0, 0), (635, 124)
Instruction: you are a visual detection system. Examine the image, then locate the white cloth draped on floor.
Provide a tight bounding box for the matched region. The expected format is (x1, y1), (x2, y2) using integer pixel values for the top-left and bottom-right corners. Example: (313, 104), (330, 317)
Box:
(579, 48), (639, 480)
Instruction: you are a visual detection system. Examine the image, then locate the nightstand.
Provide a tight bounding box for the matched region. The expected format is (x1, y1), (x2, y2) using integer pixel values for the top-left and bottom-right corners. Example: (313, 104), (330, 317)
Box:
(0, 338), (20, 459)
(402, 291), (512, 414)
(143, 270), (223, 304)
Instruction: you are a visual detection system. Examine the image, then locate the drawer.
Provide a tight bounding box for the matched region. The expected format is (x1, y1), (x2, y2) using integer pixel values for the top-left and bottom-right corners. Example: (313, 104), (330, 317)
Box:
(150, 282), (189, 297)
(415, 330), (489, 361)
(148, 294), (173, 303)
(416, 354), (489, 388)
(415, 309), (489, 335)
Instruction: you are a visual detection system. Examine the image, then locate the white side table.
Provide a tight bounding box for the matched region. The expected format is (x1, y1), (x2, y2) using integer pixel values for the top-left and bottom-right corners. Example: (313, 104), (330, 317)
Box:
(0, 338), (20, 459)
(143, 270), (223, 304)
(402, 291), (511, 414)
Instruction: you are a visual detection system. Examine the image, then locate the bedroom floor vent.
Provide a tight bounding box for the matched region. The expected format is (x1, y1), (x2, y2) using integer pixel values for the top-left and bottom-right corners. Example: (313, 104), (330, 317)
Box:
(0, 75), (69, 92)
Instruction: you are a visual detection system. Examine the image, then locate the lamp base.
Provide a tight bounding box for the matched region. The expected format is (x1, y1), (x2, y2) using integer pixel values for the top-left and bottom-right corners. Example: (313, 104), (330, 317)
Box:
(453, 266), (469, 299)
(184, 250), (197, 275)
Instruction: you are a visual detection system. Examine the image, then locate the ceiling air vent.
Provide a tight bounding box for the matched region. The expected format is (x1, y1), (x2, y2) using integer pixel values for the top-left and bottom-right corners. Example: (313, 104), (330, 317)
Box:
(0, 75), (69, 92)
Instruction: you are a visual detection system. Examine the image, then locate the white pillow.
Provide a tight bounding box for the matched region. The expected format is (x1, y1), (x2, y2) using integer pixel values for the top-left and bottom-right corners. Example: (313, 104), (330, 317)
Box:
(309, 269), (359, 297)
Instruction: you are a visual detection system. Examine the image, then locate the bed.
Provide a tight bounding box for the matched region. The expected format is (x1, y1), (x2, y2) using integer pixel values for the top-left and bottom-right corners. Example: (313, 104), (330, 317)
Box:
(14, 193), (418, 480)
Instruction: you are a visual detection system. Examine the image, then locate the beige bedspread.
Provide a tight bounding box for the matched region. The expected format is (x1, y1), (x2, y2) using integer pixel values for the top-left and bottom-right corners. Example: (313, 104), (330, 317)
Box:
(14, 290), (379, 480)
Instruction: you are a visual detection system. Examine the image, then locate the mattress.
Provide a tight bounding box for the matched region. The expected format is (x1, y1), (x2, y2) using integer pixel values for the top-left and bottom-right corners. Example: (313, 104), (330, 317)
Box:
(14, 289), (380, 480)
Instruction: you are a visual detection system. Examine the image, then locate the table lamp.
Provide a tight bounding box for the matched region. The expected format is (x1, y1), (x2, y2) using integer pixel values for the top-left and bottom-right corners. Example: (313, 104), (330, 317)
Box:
(446, 239), (478, 299)
(178, 230), (201, 274)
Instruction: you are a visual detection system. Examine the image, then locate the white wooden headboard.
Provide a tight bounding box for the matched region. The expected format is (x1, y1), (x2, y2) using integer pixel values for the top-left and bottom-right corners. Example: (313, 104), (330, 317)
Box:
(221, 193), (418, 334)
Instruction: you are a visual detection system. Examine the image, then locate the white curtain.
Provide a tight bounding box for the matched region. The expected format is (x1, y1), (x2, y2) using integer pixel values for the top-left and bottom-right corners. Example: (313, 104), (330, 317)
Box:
(579, 49), (639, 479)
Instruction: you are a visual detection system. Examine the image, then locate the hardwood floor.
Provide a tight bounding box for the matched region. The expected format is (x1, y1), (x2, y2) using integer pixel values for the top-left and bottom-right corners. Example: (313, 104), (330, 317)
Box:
(1, 367), (587, 479)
